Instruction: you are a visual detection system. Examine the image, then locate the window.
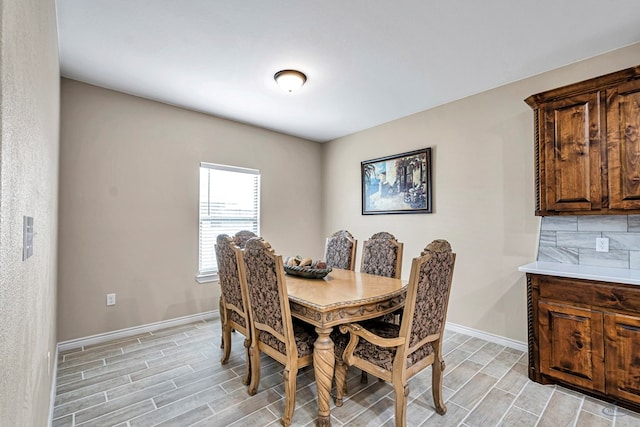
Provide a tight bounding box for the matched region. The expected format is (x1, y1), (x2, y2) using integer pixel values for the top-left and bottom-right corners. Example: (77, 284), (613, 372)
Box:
(198, 163), (260, 282)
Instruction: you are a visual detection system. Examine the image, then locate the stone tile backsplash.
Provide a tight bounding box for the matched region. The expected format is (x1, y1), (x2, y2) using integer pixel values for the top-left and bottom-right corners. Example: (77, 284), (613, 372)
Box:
(538, 215), (640, 270)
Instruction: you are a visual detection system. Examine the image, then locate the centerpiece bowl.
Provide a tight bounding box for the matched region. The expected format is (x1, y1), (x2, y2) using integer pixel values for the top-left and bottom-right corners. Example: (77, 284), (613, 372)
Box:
(283, 264), (332, 279)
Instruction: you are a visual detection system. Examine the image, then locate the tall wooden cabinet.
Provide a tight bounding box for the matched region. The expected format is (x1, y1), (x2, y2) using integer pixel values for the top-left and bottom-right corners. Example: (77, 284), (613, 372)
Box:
(527, 273), (640, 410)
(526, 66), (640, 216)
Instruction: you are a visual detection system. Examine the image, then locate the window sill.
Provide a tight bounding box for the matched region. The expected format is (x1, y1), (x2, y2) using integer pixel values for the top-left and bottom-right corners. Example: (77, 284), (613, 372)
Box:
(196, 273), (218, 284)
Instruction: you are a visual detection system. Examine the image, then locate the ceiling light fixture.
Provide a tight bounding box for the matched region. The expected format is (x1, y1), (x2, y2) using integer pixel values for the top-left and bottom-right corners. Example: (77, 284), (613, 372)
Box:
(274, 69), (307, 93)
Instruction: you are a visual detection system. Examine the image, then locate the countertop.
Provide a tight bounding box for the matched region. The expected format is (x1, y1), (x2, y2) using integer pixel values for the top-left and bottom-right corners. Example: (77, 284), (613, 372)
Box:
(518, 261), (640, 286)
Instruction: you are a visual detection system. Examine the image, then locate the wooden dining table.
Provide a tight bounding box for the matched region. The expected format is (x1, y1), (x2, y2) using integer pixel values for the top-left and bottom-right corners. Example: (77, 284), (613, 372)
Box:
(286, 268), (407, 427)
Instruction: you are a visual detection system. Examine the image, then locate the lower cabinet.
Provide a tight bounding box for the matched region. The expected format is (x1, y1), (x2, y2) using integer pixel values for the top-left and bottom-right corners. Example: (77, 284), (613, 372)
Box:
(527, 273), (640, 410)
(538, 301), (605, 392)
(605, 312), (640, 405)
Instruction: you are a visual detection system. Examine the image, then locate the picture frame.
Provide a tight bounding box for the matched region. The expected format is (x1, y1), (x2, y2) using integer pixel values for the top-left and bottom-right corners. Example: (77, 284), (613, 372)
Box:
(361, 148), (432, 215)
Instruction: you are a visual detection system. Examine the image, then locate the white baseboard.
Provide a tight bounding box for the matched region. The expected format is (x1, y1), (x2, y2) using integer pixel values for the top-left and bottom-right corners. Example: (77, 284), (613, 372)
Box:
(57, 310), (219, 352)
(446, 322), (527, 353)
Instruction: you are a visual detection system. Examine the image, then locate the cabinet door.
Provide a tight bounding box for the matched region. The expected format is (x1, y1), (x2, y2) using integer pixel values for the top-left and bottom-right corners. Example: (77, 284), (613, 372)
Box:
(605, 312), (640, 404)
(543, 93), (604, 212)
(538, 301), (605, 392)
(607, 79), (640, 209)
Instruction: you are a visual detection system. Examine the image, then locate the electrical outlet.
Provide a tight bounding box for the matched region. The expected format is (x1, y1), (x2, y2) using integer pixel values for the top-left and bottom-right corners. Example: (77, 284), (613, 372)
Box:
(596, 237), (609, 253)
(106, 293), (116, 306)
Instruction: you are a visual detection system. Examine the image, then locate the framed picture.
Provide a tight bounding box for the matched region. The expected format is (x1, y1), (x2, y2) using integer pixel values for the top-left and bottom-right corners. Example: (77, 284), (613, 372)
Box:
(361, 148), (432, 215)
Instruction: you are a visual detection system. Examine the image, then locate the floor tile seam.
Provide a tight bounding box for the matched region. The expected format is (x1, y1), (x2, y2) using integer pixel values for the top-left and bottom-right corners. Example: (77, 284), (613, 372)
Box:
(52, 389), (110, 420)
(580, 401), (617, 421)
(571, 395), (586, 427)
(418, 401), (467, 427)
(493, 369), (534, 426)
(583, 408), (617, 424)
(63, 352), (122, 367)
(83, 358), (160, 379)
(57, 358), (108, 377)
(443, 346), (500, 393)
(442, 335), (472, 356)
(151, 381), (221, 411)
(612, 405), (640, 425)
(105, 380), (177, 404)
(75, 397), (157, 426)
(153, 372), (230, 404)
(58, 357), (105, 377)
(455, 351), (521, 423)
(479, 348), (521, 378)
(55, 375), (133, 407)
(199, 403), (279, 426)
(339, 392), (393, 426)
(533, 385), (558, 426)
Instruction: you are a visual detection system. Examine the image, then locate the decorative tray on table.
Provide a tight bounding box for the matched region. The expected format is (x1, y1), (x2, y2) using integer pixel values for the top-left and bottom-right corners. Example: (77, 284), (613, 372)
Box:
(283, 257), (332, 279)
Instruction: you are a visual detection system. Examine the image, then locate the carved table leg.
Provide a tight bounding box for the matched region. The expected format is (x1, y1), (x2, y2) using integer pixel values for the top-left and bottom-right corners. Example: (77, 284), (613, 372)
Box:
(314, 326), (335, 427)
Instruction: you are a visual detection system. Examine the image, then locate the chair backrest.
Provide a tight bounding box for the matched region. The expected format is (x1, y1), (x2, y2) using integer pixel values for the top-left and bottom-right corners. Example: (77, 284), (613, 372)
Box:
(234, 230), (257, 249)
(360, 232), (404, 279)
(325, 230), (357, 270)
(400, 239), (456, 363)
(240, 237), (297, 357)
(215, 234), (250, 328)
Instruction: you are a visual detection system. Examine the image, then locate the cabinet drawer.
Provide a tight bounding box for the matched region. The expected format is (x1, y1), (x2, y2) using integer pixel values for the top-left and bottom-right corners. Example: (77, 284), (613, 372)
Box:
(537, 275), (640, 314)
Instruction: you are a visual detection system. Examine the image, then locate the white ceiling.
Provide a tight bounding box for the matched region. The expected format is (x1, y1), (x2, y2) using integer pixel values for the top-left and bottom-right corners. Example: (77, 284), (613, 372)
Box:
(56, 1), (640, 142)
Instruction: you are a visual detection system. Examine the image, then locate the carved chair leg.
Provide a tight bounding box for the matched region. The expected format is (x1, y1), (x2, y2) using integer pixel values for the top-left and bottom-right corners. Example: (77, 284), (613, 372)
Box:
(220, 310), (232, 364)
(281, 367), (298, 427)
(242, 337), (251, 385)
(360, 370), (368, 384)
(393, 383), (409, 427)
(334, 359), (348, 406)
(247, 343), (260, 396)
(219, 297), (225, 349)
(432, 354), (447, 415)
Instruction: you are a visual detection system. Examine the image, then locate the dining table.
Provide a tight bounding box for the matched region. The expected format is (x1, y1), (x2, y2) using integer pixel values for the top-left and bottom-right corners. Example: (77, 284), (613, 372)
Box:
(286, 268), (407, 427)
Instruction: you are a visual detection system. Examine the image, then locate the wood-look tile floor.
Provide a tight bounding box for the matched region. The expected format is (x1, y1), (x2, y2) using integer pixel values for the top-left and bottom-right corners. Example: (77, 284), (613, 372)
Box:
(52, 318), (640, 426)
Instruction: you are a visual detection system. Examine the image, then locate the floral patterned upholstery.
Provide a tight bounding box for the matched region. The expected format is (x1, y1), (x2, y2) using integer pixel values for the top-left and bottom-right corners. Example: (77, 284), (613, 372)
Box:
(335, 239), (456, 424)
(360, 232), (402, 279)
(242, 238), (285, 338)
(259, 320), (316, 357)
(240, 237), (317, 426)
(234, 230), (257, 249)
(410, 240), (455, 346)
(215, 233), (252, 385)
(228, 310), (246, 328)
(334, 320), (434, 371)
(216, 234), (247, 324)
(325, 230), (357, 270)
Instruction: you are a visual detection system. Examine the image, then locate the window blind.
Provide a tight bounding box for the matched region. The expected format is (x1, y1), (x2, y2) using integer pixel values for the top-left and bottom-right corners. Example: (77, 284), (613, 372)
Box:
(198, 163), (260, 277)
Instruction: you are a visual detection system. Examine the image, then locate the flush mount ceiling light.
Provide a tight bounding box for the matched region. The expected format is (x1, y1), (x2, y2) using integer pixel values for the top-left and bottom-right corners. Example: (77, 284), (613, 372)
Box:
(274, 69), (307, 92)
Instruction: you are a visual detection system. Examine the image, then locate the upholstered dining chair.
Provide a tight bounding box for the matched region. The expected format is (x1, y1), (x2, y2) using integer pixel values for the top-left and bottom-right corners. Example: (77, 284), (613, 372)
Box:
(238, 237), (317, 427)
(358, 231), (404, 382)
(360, 231), (403, 279)
(334, 240), (456, 426)
(218, 230), (257, 343)
(215, 233), (253, 386)
(325, 229), (357, 270)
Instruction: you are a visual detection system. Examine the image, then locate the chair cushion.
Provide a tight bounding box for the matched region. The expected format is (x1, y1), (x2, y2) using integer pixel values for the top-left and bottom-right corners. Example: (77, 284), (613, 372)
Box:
(259, 319), (317, 357)
(229, 310), (246, 328)
(334, 320), (434, 371)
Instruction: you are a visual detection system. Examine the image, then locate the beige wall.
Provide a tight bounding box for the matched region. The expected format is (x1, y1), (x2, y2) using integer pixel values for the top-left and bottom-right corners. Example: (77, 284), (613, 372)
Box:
(58, 79), (323, 341)
(0, 0), (60, 425)
(322, 43), (640, 343)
